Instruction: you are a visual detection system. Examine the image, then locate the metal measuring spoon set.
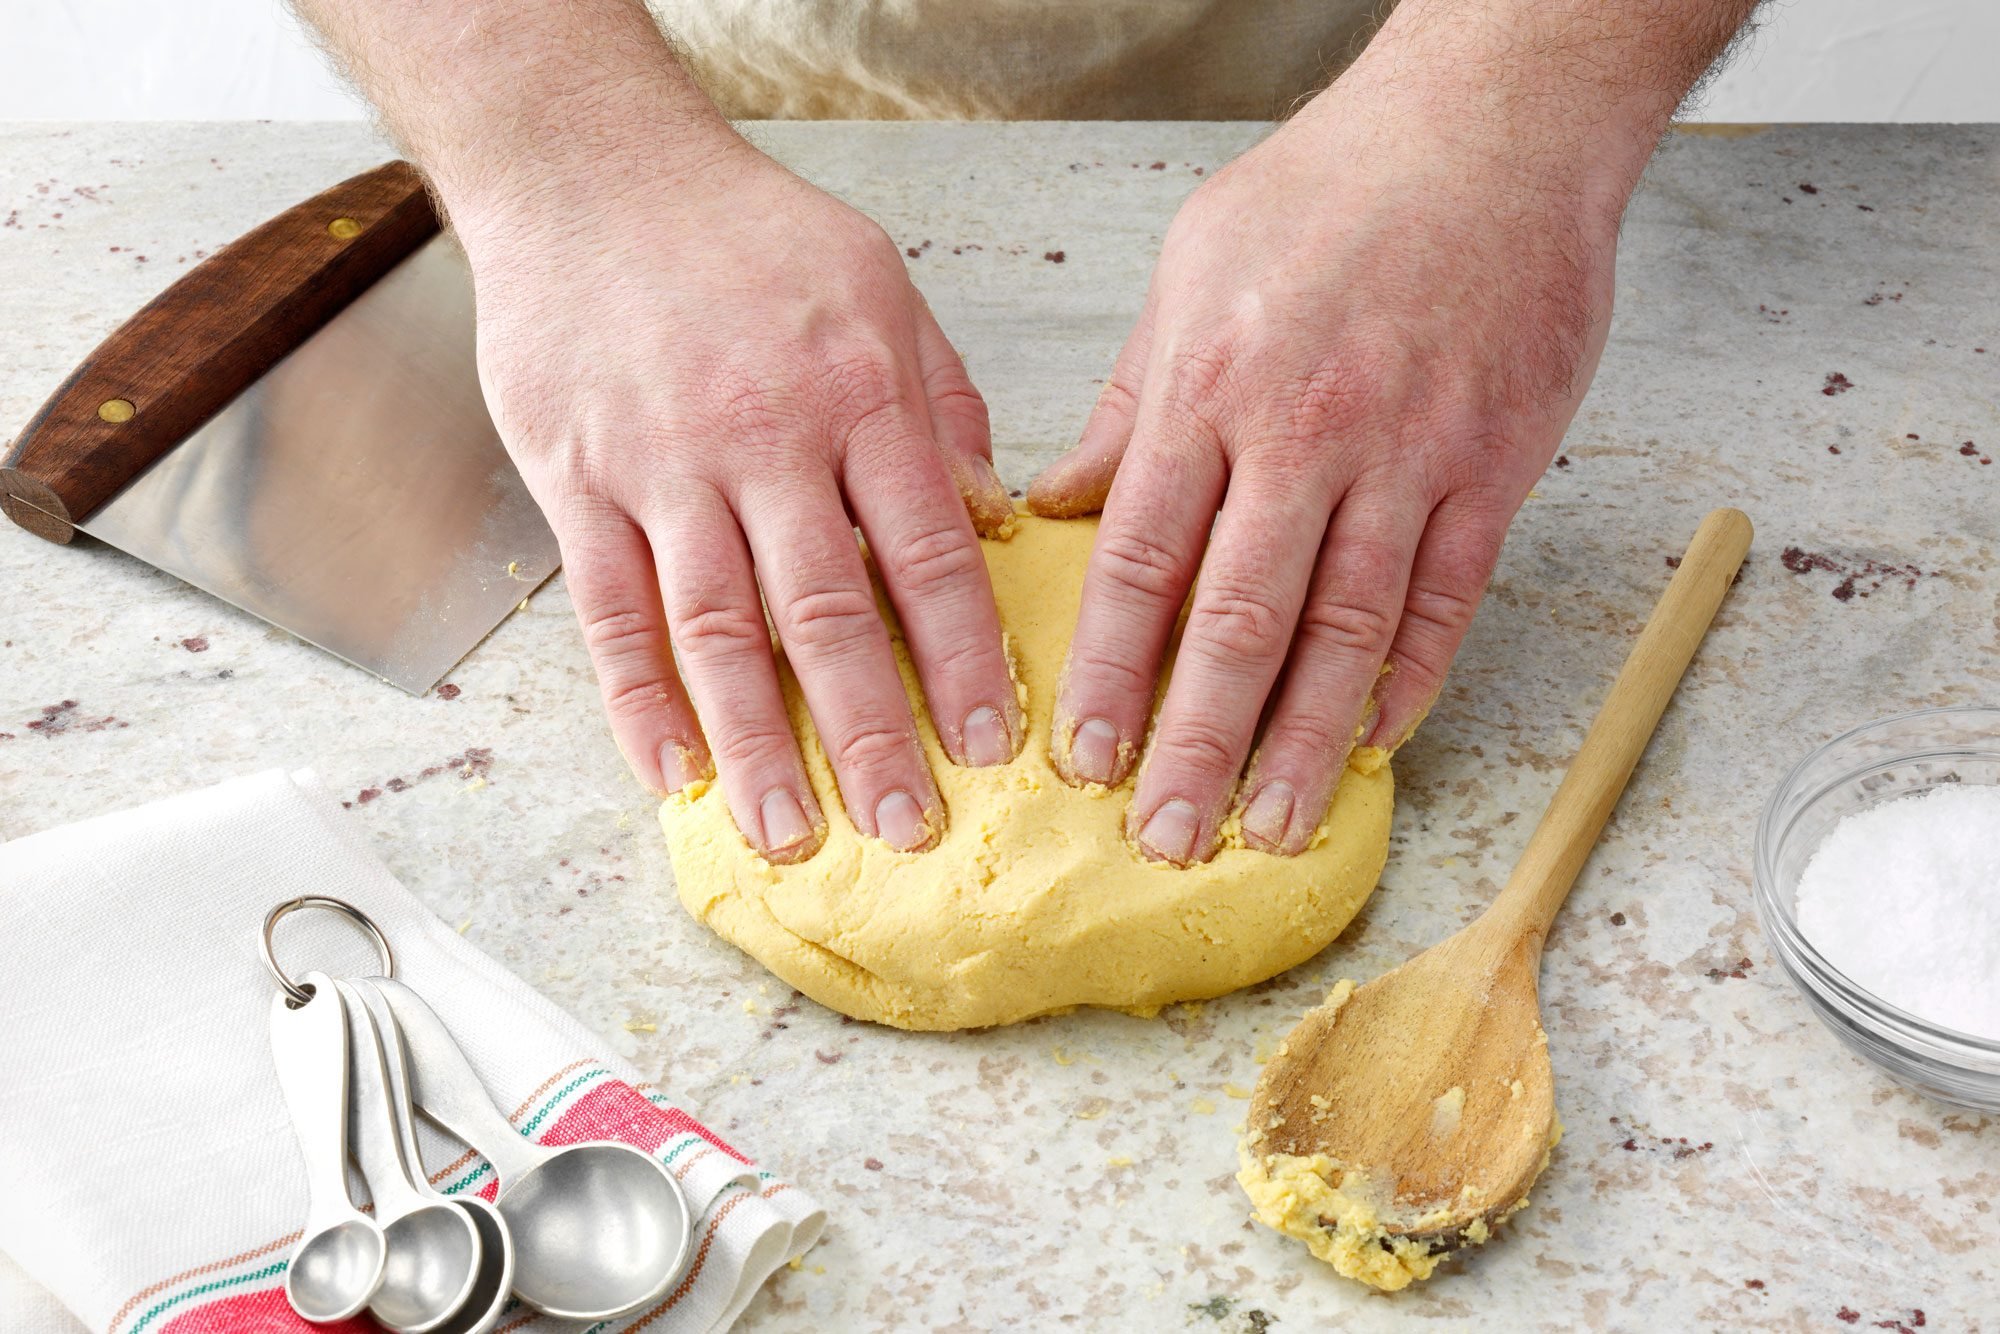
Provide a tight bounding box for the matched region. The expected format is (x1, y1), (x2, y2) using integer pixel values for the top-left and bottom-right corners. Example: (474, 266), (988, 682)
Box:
(262, 897), (695, 1330)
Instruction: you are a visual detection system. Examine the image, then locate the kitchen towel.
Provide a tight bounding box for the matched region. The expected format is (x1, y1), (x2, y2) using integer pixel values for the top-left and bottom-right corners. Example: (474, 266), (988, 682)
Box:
(0, 769), (823, 1334)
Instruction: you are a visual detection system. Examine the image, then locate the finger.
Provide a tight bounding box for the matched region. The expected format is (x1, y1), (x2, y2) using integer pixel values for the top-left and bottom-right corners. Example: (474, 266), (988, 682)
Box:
(910, 298), (1013, 537)
(740, 473), (943, 851)
(1236, 485), (1429, 856)
(1127, 459), (1337, 863)
(841, 404), (1022, 773)
(558, 501), (712, 798)
(1366, 490), (1513, 751)
(1051, 394), (1227, 792)
(1026, 294), (1157, 518)
(650, 491), (826, 863)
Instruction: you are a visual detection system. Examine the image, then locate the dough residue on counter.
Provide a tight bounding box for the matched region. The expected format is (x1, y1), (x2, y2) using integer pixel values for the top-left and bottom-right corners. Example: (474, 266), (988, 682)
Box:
(661, 514), (1395, 1030)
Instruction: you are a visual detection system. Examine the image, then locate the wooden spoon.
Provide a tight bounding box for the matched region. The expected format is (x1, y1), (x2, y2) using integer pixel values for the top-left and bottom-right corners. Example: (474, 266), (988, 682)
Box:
(1246, 507), (1752, 1261)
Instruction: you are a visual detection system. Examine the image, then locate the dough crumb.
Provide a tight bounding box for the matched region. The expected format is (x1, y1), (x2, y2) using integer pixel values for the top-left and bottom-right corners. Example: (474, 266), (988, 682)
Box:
(1429, 1086), (1466, 1139)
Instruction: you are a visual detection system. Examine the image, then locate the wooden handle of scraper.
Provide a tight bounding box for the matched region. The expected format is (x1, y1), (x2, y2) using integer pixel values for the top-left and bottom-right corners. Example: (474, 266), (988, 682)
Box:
(0, 160), (437, 544)
(1496, 507), (1753, 937)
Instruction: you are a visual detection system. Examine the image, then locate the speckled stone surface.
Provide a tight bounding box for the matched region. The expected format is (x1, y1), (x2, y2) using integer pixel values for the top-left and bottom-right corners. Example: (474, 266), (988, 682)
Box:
(2, 122), (1997, 1332)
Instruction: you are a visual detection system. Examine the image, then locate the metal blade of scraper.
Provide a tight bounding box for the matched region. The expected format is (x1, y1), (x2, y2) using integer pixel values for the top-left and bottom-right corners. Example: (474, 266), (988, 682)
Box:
(73, 234), (558, 694)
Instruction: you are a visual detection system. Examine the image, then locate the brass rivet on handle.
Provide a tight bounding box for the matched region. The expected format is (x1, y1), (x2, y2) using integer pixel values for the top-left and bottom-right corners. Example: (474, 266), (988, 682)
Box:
(327, 217), (362, 239)
(98, 398), (135, 423)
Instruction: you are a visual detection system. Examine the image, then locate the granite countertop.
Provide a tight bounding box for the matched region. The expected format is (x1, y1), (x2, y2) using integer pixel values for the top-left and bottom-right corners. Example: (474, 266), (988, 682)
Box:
(2, 122), (1996, 1332)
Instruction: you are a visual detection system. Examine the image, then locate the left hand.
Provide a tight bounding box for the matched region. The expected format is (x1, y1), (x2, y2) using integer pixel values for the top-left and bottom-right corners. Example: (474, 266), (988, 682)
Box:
(1027, 80), (1623, 864)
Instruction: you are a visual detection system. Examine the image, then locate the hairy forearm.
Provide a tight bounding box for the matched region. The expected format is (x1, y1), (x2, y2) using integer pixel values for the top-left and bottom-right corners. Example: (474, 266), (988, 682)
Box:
(1319, 0), (1762, 217)
(293, 0), (735, 228)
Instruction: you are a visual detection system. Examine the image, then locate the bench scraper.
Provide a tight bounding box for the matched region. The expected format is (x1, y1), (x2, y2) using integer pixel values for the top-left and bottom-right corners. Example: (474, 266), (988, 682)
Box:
(0, 161), (558, 694)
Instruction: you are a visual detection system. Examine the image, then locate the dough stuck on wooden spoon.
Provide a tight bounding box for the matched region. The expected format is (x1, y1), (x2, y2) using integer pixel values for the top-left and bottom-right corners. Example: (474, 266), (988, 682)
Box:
(1239, 508), (1751, 1289)
(1237, 933), (1564, 1292)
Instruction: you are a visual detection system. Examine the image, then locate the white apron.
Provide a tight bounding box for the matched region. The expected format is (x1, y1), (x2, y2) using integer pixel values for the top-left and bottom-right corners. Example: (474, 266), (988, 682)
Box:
(651, 0), (1382, 119)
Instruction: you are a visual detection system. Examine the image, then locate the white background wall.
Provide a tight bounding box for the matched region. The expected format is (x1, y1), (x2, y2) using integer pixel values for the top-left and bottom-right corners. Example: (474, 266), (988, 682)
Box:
(2, 0), (1998, 122)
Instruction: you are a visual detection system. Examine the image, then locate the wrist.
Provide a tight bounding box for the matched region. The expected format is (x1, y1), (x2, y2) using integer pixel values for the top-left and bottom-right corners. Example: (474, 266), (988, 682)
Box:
(429, 76), (748, 253)
(1311, 0), (1721, 229)
(323, 0), (745, 257)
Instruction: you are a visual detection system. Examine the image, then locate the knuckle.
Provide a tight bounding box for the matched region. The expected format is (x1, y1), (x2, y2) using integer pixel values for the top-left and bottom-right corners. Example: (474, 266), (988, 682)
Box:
(1094, 529), (1193, 605)
(1401, 574), (1485, 639)
(1091, 374), (1141, 423)
(885, 521), (982, 593)
(671, 597), (770, 660)
(1185, 580), (1295, 664)
(1283, 362), (1373, 442)
(816, 352), (907, 430)
(1331, 534), (1409, 593)
(705, 371), (797, 442)
(778, 584), (883, 655)
(550, 490), (630, 549)
(599, 672), (672, 724)
(711, 721), (800, 774)
(926, 374), (989, 423)
(1154, 716), (1245, 782)
(1159, 338), (1236, 417)
(1298, 596), (1399, 659)
(1065, 642), (1158, 699)
(1262, 712), (1347, 767)
(828, 720), (916, 776)
(1426, 434), (1520, 498)
(916, 631), (1006, 703)
(578, 606), (661, 662)
(840, 211), (899, 258)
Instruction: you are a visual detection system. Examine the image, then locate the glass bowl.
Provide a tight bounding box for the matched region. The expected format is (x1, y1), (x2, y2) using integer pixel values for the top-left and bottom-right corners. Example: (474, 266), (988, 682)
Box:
(1754, 705), (2000, 1110)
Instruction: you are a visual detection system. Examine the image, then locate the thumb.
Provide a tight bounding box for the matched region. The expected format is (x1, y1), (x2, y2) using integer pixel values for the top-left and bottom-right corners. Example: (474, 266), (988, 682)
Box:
(910, 295), (1013, 537)
(1027, 295), (1156, 518)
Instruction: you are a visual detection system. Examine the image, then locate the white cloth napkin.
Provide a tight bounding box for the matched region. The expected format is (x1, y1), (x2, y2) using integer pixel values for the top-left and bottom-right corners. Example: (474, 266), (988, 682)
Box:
(0, 769), (823, 1334)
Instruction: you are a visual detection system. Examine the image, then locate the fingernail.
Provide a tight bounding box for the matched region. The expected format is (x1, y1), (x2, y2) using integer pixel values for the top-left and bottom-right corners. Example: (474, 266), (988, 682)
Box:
(1138, 798), (1200, 864)
(659, 743), (706, 794)
(961, 706), (1012, 767)
(973, 456), (1011, 506)
(874, 790), (931, 851)
(759, 788), (813, 854)
(1241, 782), (1295, 852)
(1069, 717), (1120, 784)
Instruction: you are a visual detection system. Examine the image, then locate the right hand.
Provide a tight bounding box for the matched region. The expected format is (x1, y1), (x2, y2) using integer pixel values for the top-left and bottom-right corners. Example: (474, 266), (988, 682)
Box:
(451, 138), (1019, 861)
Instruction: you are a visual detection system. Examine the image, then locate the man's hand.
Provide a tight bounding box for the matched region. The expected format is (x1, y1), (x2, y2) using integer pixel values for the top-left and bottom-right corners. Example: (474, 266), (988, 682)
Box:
(1029, 0), (1757, 864)
(296, 0), (1018, 860)
(467, 147), (1019, 860)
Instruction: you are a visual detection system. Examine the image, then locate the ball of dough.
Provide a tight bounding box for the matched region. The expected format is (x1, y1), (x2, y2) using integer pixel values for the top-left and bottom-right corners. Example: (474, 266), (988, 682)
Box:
(661, 514), (1393, 1030)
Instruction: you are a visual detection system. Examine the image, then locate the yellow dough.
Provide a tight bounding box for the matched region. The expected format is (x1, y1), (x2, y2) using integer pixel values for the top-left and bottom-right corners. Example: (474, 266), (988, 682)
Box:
(660, 514), (1394, 1030)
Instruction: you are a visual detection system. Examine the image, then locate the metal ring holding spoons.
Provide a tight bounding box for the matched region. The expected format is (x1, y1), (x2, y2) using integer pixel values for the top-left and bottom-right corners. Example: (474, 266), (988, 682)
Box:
(262, 896), (396, 1006)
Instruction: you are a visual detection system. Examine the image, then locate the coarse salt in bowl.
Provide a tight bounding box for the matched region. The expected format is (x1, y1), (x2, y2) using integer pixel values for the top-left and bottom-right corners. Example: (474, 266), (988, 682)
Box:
(1754, 705), (2000, 1110)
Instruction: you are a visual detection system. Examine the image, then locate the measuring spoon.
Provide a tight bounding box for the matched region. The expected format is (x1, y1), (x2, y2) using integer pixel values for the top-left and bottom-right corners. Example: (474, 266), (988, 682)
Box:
(371, 976), (695, 1320)
(351, 979), (516, 1334)
(269, 971), (386, 1322)
(336, 981), (484, 1332)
